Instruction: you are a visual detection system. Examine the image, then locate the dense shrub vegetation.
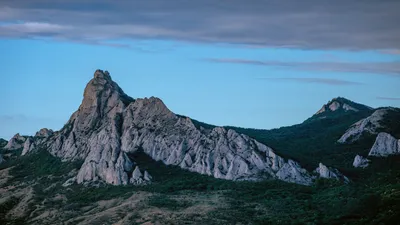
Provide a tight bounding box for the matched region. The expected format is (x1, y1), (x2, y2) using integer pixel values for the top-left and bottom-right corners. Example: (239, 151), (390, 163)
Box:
(226, 110), (375, 171)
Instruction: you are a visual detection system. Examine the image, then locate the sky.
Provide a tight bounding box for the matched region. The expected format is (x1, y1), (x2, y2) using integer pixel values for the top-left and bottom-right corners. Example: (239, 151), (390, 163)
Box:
(1, 0), (400, 140)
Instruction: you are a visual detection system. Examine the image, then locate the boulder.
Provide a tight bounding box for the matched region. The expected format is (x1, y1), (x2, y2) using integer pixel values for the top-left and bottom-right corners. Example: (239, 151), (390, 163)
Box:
(352, 155), (370, 168)
(314, 163), (349, 183)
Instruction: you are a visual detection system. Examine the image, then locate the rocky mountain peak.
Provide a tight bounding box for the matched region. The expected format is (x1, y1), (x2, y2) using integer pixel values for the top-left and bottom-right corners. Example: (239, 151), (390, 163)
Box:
(20, 69), (320, 186)
(94, 69), (111, 80)
(82, 70), (133, 109)
(313, 97), (372, 117)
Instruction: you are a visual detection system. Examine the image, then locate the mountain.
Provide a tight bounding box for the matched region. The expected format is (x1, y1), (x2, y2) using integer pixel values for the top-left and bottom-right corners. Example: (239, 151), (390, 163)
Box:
(1, 72), (399, 224)
(13, 70), (314, 186)
(309, 97), (373, 121)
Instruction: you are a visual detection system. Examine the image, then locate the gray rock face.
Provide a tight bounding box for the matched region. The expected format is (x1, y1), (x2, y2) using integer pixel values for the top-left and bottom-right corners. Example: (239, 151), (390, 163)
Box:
(338, 109), (389, 143)
(35, 128), (54, 138)
(22, 137), (36, 156)
(314, 163), (349, 183)
(0, 154), (4, 164)
(46, 70), (137, 185)
(144, 171), (152, 181)
(368, 132), (400, 157)
(21, 128), (55, 156)
(5, 133), (26, 150)
(315, 98), (360, 116)
(342, 103), (358, 112)
(120, 98), (313, 185)
(31, 70), (314, 186)
(130, 166), (151, 185)
(328, 101), (341, 111)
(353, 155), (370, 168)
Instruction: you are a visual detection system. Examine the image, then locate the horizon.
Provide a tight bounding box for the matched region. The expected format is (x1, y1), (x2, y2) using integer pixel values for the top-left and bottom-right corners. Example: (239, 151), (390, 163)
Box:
(2, 0), (400, 139)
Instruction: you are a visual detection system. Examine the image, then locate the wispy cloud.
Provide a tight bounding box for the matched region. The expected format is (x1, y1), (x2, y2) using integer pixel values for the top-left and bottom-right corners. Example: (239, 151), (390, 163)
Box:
(262, 77), (362, 86)
(205, 58), (400, 75)
(377, 49), (400, 55)
(376, 96), (400, 101)
(0, 0), (399, 50)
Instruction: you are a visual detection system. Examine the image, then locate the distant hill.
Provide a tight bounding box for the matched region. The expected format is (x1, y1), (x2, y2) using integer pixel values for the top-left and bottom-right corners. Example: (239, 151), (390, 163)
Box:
(225, 98), (376, 170)
(307, 97), (373, 122)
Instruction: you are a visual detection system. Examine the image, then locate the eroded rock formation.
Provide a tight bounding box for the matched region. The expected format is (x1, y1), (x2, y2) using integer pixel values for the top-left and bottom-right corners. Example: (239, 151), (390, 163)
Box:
(369, 132), (400, 157)
(314, 163), (349, 183)
(20, 70), (317, 185)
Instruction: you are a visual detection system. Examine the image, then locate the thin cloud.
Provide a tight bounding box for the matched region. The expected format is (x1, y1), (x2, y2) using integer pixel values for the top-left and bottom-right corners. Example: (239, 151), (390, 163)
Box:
(0, 0), (399, 50)
(378, 49), (400, 55)
(262, 77), (363, 86)
(376, 96), (400, 101)
(205, 58), (400, 75)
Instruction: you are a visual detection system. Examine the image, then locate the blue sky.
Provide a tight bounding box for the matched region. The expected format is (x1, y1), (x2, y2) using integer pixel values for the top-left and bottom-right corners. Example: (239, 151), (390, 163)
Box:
(1, 0), (400, 139)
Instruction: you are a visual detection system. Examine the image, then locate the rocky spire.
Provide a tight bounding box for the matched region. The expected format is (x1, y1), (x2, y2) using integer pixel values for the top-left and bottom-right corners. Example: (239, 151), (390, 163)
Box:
(45, 70), (139, 185)
(23, 69), (318, 186)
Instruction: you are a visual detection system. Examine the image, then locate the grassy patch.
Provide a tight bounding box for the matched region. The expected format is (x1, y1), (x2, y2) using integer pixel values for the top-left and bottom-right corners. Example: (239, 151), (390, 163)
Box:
(147, 195), (192, 210)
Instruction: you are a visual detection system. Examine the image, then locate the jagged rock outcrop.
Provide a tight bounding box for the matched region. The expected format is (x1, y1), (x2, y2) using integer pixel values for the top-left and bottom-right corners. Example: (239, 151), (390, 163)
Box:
(20, 128), (55, 156)
(35, 128), (54, 138)
(144, 171), (152, 181)
(0, 154), (4, 164)
(368, 132), (400, 157)
(314, 97), (372, 116)
(338, 108), (391, 143)
(130, 166), (151, 185)
(46, 70), (137, 185)
(353, 155), (370, 168)
(120, 97), (313, 185)
(22, 137), (36, 156)
(314, 163), (349, 183)
(22, 70), (314, 186)
(5, 133), (26, 150)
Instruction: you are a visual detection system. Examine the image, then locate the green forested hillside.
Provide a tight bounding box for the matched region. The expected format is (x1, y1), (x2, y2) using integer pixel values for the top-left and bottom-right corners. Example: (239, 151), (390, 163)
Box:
(226, 110), (374, 171)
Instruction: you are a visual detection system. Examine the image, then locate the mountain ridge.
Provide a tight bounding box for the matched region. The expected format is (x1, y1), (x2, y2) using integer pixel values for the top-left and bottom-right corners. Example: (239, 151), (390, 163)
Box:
(11, 70), (318, 186)
(5, 70), (395, 186)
